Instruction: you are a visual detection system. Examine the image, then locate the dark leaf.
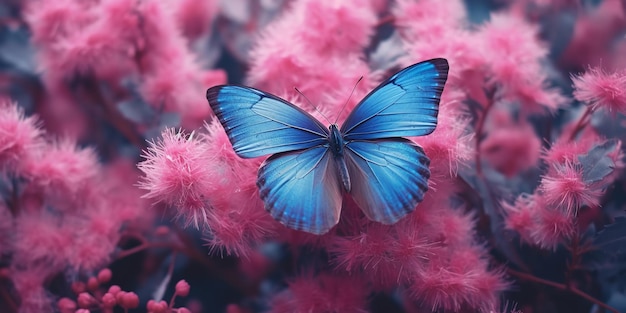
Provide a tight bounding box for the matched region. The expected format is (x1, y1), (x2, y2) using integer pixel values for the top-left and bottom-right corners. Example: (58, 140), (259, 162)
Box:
(594, 217), (626, 256)
(578, 139), (618, 184)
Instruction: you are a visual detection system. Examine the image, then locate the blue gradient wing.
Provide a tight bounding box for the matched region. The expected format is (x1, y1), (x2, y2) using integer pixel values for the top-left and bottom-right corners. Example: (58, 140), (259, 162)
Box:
(340, 58), (448, 140)
(257, 146), (342, 235)
(207, 85), (328, 158)
(344, 139), (430, 224)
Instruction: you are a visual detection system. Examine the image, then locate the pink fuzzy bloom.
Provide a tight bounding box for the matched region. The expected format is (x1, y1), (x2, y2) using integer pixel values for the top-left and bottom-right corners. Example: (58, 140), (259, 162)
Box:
(539, 161), (603, 214)
(21, 140), (99, 202)
(138, 128), (213, 228)
(413, 110), (472, 177)
(502, 194), (538, 244)
(132, 0), (225, 128)
(247, 0), (375, 113)
(201, 121), (277, 257)
(572, 67), (626, 114)
(25, 0), (89, 44)
(50, 23), (124, 76)
(478, 14), (565, 114)
(11, 266), (55, 313)
(66, 218), (118, 271)
(13, 212), (73, 269)
(330, 221), (436, 290)
(530, 207), (575, 250)
(175, 0), (219, 39)
(481, 120), (542, 177)
(542, 128), (604, 164)
(408, 245), (507, 312)
(268, 274), (368, 313)
(0, 102), (42, 170)
(503, 193), (576, 249)
(394, 0), (485, 80)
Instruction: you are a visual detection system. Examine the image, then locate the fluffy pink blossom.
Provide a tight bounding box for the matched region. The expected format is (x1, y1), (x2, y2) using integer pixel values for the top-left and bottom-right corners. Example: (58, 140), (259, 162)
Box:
(330, 220), (437, 289)
(201, 121), (277, 257)
(530, 206), (575, 250)
(477, 13), (565, 114)
(539, 161), (603, 214)
(247, 0), (375, 114)
(11, 266), (54, 313)
(138, 128), (213, 228)
(572, 67), (626, 114)
(268, 274), (368, 313)
(481, 120), (542, 177)
(21, 140), (99, 204)
(503, 193), (575, 249)
(503, 194), (539, 244)
(408, 245), (508, 312)
(0, 102), (42, 169)
(174, 0), (219, 39)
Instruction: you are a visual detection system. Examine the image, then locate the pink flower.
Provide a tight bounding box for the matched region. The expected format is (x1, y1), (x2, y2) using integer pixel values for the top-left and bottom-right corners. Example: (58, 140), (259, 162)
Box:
(572, 67), (626, 114)
(0, 102), (42, 170)
(481, 120), (542, 177)
(200, 121), (277, 257)
(330, 221), (436, 289)
(13, 212), (73, 269)
(11, 266), (54, 313)
(268, 274), (368, 313)
(477, 13), (565, 114)
(25, 0), (87, 44)
(503, 194), (538, 244)
(21, 140), (99, 204)
(138, 128), (213, 228)
(542, 128), (598, 164)
(539, 161), (602, 214)
(503, 194), (575, 250)
(247, 0), (375, 114)
(408, 245), (508, 312)
(530, 206), (575, 250)
(175, 0), (219, 39)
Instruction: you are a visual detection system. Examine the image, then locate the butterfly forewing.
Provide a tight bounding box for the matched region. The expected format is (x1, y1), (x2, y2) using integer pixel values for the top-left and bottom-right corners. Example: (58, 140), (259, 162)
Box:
(340, 58), (449, 140)
(207, 85), (329, 158)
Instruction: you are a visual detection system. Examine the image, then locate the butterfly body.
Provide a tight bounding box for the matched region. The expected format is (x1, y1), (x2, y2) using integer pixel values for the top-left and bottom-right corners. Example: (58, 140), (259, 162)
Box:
(207, 58), (449, 234)
(327, 124), (351, 192)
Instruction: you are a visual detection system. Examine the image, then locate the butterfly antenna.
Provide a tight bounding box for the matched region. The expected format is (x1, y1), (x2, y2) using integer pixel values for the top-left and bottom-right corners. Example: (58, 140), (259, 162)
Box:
(294, 87), (332, 125)
(334, 76), (363, 124)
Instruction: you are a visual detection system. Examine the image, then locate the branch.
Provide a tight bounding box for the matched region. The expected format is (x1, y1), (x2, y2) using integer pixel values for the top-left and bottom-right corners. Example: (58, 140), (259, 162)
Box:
(507, 268), (619, 313)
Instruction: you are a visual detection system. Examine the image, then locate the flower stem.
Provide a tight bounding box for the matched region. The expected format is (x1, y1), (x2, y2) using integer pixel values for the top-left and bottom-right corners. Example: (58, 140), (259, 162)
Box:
(475, 87), (496, 177)
(568, 106), (594, 141)
(507, 268), (619, 313)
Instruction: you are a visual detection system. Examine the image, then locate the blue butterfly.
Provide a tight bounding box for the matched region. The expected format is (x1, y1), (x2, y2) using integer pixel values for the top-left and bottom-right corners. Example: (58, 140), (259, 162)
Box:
(206, 58), (449, 235)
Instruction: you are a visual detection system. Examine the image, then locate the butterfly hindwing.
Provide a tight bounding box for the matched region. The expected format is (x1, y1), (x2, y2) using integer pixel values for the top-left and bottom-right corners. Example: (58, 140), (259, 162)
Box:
(344, 139), (430, 224)
(341, 58), (449, 141)
(207, 86), (329, 158)
(257, 146), (342, 235)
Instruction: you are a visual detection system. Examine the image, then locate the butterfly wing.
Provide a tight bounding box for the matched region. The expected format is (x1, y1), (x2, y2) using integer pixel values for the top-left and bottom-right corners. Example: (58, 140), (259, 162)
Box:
(344, 139), (430, 224)
(257, 146), (342, 234)
(207, 85), (329, 158)
(340, 58), (449, 140)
